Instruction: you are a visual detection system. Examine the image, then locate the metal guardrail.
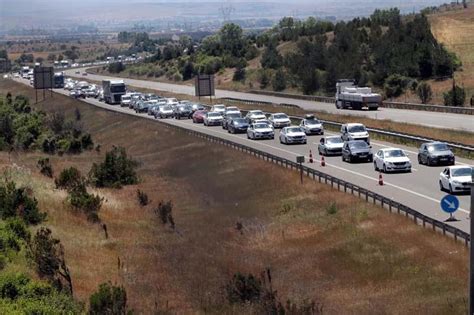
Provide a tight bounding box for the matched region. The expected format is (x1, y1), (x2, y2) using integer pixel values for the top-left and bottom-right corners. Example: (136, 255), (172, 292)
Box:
(249, 90), (474, 115)
(151, 117), (470, 246)
(221, 97), (474, 157)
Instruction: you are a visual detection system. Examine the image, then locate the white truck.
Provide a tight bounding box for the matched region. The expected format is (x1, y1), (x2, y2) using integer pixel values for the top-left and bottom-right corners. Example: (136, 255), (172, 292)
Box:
(102, 80), (126, 104)
(335, 79), (381, 111)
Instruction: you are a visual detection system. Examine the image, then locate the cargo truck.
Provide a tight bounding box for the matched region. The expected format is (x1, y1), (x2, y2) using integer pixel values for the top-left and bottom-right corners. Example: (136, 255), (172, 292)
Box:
(53, 72), (65, 88)
(335, 79), (381, 111)
(102, 80), (126, 104)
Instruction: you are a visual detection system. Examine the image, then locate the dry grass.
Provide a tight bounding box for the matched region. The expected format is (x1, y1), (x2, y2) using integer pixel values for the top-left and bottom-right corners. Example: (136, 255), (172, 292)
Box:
(0, 79), (469, 313)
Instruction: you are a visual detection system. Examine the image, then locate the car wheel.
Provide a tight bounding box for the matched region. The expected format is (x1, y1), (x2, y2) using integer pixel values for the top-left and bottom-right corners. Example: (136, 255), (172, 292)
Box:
(383, 164), (387, 173)
(247, 133), (250, 139)
(279, 137), (283, 144)
(324, 149), (328, 156)
(342, 155), (346, 162)
(271, 136), (275, 140)
(439, 180), (444, 191)
(427, 157), (432, 166)
(417, 155), (422, 165)
(449, 184), (454, 194)
(374, 162), (378, 171)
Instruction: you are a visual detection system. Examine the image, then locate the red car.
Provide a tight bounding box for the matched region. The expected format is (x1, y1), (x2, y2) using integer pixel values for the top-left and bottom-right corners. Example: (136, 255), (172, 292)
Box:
(192, 110), (208, 123)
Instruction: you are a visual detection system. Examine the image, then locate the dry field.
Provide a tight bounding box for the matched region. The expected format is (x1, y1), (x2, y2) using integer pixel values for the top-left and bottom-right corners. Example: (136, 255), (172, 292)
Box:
(0, 79), (469, 313)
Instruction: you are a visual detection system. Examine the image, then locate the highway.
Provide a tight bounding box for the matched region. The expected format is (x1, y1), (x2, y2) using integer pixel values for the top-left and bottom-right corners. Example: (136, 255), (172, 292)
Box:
(64, 68), (474, 132)
(22, 77), (471, 235)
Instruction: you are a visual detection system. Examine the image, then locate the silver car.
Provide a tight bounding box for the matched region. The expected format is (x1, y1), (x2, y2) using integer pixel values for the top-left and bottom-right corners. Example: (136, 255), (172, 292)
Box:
(204, 112), (224, 126)
(268, 113), (291, 128)
(279, 126), (307, 145)
(155, 105), (174, 119)
(318, 136), (344, 155)
(300, 115), (324, 135)
(247, 122), (274, 140)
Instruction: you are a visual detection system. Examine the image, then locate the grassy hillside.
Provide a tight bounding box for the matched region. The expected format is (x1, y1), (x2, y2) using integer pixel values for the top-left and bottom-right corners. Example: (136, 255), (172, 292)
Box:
(0, 79), (470, 313)
(430, 4), (474, 103)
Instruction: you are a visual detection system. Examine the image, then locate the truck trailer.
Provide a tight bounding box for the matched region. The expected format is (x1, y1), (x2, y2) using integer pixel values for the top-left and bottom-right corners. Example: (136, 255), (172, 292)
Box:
(102, 80), (126, 104)
(335, 79), (381, 111)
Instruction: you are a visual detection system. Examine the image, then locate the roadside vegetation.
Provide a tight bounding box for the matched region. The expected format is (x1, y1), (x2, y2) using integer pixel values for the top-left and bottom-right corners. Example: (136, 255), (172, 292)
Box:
(90, 5), (472, 106)
(0, 78), (469, 313)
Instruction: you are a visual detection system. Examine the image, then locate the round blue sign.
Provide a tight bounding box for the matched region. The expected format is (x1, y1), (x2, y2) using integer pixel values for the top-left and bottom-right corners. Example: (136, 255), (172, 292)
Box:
(440, 195), (459, 214)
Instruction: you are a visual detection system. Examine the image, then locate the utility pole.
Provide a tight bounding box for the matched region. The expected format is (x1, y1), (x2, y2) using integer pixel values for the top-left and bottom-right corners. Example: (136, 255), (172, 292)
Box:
(470, 167), (474, 315)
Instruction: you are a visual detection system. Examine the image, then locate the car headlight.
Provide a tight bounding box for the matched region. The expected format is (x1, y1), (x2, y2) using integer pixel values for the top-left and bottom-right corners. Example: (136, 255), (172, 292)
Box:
(452, 180), (461, 184)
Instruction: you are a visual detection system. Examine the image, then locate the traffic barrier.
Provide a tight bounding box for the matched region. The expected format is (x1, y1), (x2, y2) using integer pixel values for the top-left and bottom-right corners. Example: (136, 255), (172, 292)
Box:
(321, 156), (326, 167)
(378, 172), (384, 186)
(309, 150), (314, 163)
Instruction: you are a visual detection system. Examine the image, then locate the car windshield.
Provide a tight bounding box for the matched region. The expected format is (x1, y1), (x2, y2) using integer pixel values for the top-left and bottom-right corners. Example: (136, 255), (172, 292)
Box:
(255, 123), (270, 129)
(227, 107), (239, 111)
(251, 111), (263, 116)
(208, 112), (221, 117)
(348, 125), (366, 133)
(288, 127), (303, 133)
(384, 150), (405, 158)
(452, 167), (472, 177)
(233, 118), (247, 124)
(349, 142), (368, 150)
(227, 113), (241, 119)
(306, 119), (320, 124)
(274, 114), (288, 119)
(427, 143), (449, 152)
(214, 105), (225, 110)
(327, 137), (343, 144)
(162, 106), (172, 111)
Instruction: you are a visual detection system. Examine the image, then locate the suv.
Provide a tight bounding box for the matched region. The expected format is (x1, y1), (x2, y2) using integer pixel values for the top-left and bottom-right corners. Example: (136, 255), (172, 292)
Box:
(341, 123), (370, 144)
(418, 142), (455, 166)
(342, 140), (373, 163)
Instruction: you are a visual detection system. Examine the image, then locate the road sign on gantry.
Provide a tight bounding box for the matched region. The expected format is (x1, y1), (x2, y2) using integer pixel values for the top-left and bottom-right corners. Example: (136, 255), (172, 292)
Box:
(440, 194), (459, 214)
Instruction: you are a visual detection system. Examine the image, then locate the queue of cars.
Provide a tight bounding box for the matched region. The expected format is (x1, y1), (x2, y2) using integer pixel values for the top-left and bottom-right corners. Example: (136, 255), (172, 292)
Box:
(64, 84), (471, 195)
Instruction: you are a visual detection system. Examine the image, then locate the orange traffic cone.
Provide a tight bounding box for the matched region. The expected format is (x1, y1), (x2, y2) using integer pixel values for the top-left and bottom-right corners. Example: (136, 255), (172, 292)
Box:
(321, 156), (326, 167)
(378, 172), (384, 186)
(309, 150), (314, 163)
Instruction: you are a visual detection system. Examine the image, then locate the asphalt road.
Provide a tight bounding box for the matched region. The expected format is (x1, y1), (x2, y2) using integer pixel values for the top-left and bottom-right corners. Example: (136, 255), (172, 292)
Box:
(25, 78), (471, 235)
(65, 68), (474, 132)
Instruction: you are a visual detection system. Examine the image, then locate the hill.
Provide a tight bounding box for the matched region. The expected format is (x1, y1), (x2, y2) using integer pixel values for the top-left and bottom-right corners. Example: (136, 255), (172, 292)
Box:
(429, 4), (474, 103)
(0, 78), (470, 313)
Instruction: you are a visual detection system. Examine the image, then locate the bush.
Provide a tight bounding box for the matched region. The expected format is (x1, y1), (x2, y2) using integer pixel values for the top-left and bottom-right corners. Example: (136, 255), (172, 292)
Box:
(108, 62), (125, 73)
(226, 273), (262, 304)
(30, 228), (73, 295)
(89, 282), (129, 315)
(55, 167), (82, 191)
(259, 70), (270, 89)
(443, 83), (466, 107)
(0, 180), (46, 225)
(69, 182), (103, 223)
(37, 158), (53, 178)
(416, 82), (432, 104)
(89, 146), (139, 188)
(136, 190), (149, 206)
(383, 74), (409, 98)
(233, 66), (246, 82)
(154, 201), (175, 229)
(272, 69), (287, 91)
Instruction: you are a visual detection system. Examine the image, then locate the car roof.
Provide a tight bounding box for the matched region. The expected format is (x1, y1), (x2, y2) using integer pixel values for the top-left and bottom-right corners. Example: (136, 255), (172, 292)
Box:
(380, 147), (402, 152)
(448, 165), (472, 170)
(273, 112), (286, 115)
(346, 123), (364, 127)
(325, 135), (342, 139)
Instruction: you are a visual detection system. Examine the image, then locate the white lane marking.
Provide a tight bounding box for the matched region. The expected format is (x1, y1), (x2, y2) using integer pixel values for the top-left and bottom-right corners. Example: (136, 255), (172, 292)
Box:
(171, 120), (469, 214)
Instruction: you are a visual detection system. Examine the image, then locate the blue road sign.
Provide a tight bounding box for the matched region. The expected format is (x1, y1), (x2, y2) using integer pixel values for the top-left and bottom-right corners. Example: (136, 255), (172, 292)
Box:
(440, 195), (460, 214)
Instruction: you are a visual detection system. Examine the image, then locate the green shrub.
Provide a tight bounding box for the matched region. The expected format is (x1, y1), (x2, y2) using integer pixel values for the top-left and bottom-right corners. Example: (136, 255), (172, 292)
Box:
(89, 146), (139, 188)
(416, 82), (432, 104)
(37, 158), (53, 178)
(69, 182), (103, 223)
(55, 167), (82, 191)
(383, 74), (409, 98)
(0, 180), (46, 225)
(89, 282), (129, 315)
(443, 83), (466, 107)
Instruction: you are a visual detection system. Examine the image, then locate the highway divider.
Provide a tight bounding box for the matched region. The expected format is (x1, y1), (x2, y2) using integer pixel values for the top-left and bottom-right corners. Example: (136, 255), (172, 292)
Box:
(221, 97), (474, 159)
(153, 116), (471, 246)
(249, 90), (474, 115)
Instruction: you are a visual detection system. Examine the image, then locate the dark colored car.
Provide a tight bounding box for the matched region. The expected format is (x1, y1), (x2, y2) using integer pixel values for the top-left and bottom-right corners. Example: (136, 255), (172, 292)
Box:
(342, 140), (373, 163)
(418, 142), (455, 166)
(173, 104), (193, 119)
(227, 117), (249, 134)
(222, 112), (242, 130)
(192, 110), (208, 123)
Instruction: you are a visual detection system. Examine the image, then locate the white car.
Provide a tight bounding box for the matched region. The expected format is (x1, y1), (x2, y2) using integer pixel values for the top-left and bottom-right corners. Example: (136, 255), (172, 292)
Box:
(300, 115), (324, 135)
(279, 126), (307, 145)
(245, 110), (266, 123)
(211, 104), (226, 114)
(374, 148), (411, 173)
(341, 123), (370, 144)
(166, 98), (179, 105)
(439, 166), (472, 194)
(155, 105), (174, 119)
(318, 136), (344, 155)
(204, 112), (223, 126)
(247, 122), (274, 140)
(225, 106), (240, 115)
(268, 113), (291, 128)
